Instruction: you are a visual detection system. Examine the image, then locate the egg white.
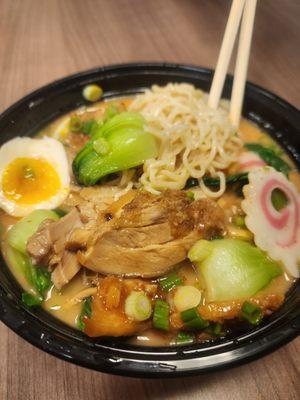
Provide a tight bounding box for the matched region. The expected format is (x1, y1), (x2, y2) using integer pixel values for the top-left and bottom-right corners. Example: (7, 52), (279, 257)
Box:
(0, 136), (70, 217)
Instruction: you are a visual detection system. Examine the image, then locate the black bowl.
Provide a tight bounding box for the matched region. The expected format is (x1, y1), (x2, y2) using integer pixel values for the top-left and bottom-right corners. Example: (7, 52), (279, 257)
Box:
(0, 63), (299, 378)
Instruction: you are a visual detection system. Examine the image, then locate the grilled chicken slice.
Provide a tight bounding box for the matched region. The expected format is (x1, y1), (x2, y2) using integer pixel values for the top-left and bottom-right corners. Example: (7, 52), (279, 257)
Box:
(78, 190), (225, 277)
(27, 209), (83, 289)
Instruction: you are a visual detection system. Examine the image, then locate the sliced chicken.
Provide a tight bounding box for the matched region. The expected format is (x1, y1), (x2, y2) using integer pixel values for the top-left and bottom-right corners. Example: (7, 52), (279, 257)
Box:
(78, 190), (225, 277)
(51, 251), (81, 290)
(27, 209), (83, 289)
(27, 189), (225, 284)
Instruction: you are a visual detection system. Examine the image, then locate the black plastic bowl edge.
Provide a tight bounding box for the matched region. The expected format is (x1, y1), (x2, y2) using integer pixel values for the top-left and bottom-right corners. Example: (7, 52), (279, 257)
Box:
(0, 62), (299, 378)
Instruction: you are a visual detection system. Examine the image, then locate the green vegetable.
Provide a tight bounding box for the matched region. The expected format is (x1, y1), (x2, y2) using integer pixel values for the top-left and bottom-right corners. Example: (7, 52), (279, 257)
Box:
(186, 191), (195, 201)
(153, 299), (170, 331)
(175, 331), (195, 344)
(82, 119), (96, 135)
(22, 292), (42, 306)
(173, 286), (202, 312)
(271, 188), (289, 211)
(188, 239), (282, 301)
(6, 245), (33, 280)
(158, 272), (182, 292)
(258, 136), (283, 156)
(104, 103), (120, 121)
(185, 173), (249, 189)
(227, 225), (253, 242)
(73, 112), (158, 186)
(70, 116), (82, 132)
(6, 245), (51, 306)
(181, 307), (209, 330)
(82, 84), (103, 102)
(32, 267), (51, 295)
(23, 254), (51, 297)
(240, 301), (263, 325)
(125, 291), (152, 321)
(7, 209), (59, 254)
(205, 322), (223, 336)
(232, 215), (246, 228)
(70, 116), (98, 136)
(93, 137), (111, 155)
(54, 208), (68, 217)
(245, 143), (291, 176)
(203, 173), (249, 187)
(90, 120), (104, 137)
(185, 178), (198, 189)
(78, 297), (93, 331)
(211, 235), (224, 240)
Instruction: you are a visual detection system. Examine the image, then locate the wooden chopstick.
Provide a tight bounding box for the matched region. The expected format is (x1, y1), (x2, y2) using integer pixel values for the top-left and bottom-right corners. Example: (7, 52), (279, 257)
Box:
(208, 0), (257, 128)
(230, 0), (257, 127)
(208, 0), (246, 110)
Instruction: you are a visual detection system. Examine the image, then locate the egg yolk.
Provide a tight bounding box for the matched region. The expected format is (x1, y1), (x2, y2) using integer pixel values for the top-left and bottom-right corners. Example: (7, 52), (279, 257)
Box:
(2, 158), (61, 205)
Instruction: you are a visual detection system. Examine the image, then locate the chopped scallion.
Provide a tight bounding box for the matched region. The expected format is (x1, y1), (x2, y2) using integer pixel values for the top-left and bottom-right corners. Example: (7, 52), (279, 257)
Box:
(240, 301), (263, 325)
(125, 291), (152, 321)
(70, 116), (82, 132)
(232, 215), (246, 228)
(82, 119), (96, 135)
(181, 307), (209, 330)
(82, 84), (103, 102)
(186, 191), (195, 201)
(153, 299), (170, 331)
(205, 322), (223, 336)
(173, 286), (201, 312)
(104, 103), (120, 121)
(158, 272), (182, 292)
(78, 297), (93, 331)
(175, 331), (195, 344)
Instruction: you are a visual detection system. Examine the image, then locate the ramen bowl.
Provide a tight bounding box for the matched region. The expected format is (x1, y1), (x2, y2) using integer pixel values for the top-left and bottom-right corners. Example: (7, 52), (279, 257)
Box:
(0, 63), (299, 377)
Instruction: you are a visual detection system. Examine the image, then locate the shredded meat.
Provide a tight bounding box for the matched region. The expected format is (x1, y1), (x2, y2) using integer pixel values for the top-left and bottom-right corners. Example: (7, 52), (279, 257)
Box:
(78, 190), (225, 277)
(84, 276), (157, 337)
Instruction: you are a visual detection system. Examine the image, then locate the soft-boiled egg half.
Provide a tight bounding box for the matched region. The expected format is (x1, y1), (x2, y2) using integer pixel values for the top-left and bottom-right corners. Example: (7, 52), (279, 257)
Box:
(0, 137), (70, 217)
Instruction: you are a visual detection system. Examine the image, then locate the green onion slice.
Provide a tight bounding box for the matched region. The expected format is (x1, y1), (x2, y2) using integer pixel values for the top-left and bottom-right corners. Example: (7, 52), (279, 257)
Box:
(153, 299), (170, 331)
(70, 116), (82, 132)
(181, 307), (209, 330)
(125, 291), (152, 321)
(240, 301), (263, 325)
(78, 297), (93, 331)
(158, 272), (182, 292)
(175, 331), (195, 344)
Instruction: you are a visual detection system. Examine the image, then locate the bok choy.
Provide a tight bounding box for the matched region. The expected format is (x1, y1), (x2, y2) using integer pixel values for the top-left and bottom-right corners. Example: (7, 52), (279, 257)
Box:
(6, 209), (59, 306)
(72, 112), (158, 186)
(7, 209), (59, 254)
(188, 239), (282, 301)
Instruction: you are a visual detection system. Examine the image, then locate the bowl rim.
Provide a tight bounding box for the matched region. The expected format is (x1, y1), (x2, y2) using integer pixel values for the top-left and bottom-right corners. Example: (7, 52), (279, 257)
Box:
(0, 62), (299, 378)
